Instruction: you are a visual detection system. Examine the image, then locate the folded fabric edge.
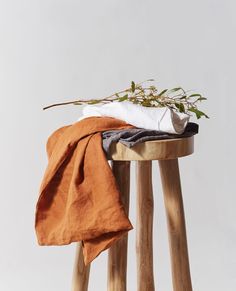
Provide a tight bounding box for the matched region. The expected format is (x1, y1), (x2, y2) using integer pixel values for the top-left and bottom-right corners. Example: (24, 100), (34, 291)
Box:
(82, 227), (133, 266)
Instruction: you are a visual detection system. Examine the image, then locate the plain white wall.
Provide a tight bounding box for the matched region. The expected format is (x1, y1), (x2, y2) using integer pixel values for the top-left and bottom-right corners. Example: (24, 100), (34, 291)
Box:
(0, 0), (235, 290)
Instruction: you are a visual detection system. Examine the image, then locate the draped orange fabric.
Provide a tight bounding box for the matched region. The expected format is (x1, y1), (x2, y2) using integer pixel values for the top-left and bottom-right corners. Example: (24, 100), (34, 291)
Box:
(35, 116), (134, 265)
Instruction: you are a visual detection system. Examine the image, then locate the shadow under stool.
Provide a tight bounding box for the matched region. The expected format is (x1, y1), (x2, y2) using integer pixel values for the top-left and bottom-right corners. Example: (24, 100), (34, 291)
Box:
(72, 136), (194, 291)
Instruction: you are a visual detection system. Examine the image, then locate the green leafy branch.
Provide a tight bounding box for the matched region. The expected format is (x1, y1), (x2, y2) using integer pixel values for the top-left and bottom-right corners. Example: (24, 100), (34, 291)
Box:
(43, 79), (209, 119)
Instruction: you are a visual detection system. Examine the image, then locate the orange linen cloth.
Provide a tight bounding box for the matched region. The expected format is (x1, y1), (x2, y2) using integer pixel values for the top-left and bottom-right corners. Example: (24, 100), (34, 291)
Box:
(35, 116), (134, 265)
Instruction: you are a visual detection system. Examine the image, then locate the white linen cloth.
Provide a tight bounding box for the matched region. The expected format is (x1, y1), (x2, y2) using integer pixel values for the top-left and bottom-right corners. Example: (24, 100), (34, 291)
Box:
(78, 101), (190, 134)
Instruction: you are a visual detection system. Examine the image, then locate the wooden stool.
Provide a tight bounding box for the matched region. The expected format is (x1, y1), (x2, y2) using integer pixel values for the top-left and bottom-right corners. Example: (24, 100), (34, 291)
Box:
(72, 136), (194, 291)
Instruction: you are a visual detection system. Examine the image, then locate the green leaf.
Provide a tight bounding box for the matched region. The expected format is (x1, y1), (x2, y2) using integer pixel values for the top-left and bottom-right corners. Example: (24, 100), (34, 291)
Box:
(180, 95), (187, 99)
(189, 94), (202, 98)
(188, 107), (209, 119)
(88, 99), (101, 105)
(170, 87), (182, 92)
(180, 103), (185, 112)
(141, 99), (152, 107)
(159, 89), (168, 96)
(118, 94), (128, 102)
(198, 97), (207, 101)
(175, 102), (185, 113)
(131, 81), (135, 93)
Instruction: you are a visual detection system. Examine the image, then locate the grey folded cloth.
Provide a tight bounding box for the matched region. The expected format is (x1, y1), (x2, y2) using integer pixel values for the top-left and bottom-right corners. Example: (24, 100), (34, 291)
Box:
(102, 122), (198, 153)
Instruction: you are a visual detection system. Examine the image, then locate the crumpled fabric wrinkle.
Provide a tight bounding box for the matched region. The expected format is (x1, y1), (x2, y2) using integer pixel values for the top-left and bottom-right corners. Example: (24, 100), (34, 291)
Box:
(35, 116), (134, 265)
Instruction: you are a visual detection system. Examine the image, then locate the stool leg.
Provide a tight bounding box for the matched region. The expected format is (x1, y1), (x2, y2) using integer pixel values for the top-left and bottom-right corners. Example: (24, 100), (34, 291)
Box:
(158, 159), (193, 291)
(136, 161), (155, 291)
(107, 161), (130, 291)
(71, 242), (91, 291)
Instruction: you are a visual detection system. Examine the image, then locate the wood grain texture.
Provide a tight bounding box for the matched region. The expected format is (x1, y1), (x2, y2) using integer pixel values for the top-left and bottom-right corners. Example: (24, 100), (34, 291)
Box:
(107, 136), (194, 161)
(71, 242), (91, 291)
(159, 159), (193, 291)
(136, 161), (155, 291)
(107, 161), (131, 291)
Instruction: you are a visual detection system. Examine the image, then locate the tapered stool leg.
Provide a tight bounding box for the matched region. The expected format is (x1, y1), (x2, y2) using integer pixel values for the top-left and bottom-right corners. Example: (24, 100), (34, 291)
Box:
(159, 159), (193, 291)
(71, 242), (91, 291)
(107, 161), (130, 291)
(136, 161), (155, 291)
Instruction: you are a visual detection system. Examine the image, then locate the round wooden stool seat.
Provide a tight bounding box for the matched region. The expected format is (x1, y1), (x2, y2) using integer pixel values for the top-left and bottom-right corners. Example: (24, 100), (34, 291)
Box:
(72, 136), (195, 291)
(106, 135), (194, 160)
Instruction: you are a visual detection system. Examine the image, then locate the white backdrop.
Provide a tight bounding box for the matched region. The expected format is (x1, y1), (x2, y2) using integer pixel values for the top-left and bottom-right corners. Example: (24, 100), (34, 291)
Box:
(0, 0), (235, 290)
